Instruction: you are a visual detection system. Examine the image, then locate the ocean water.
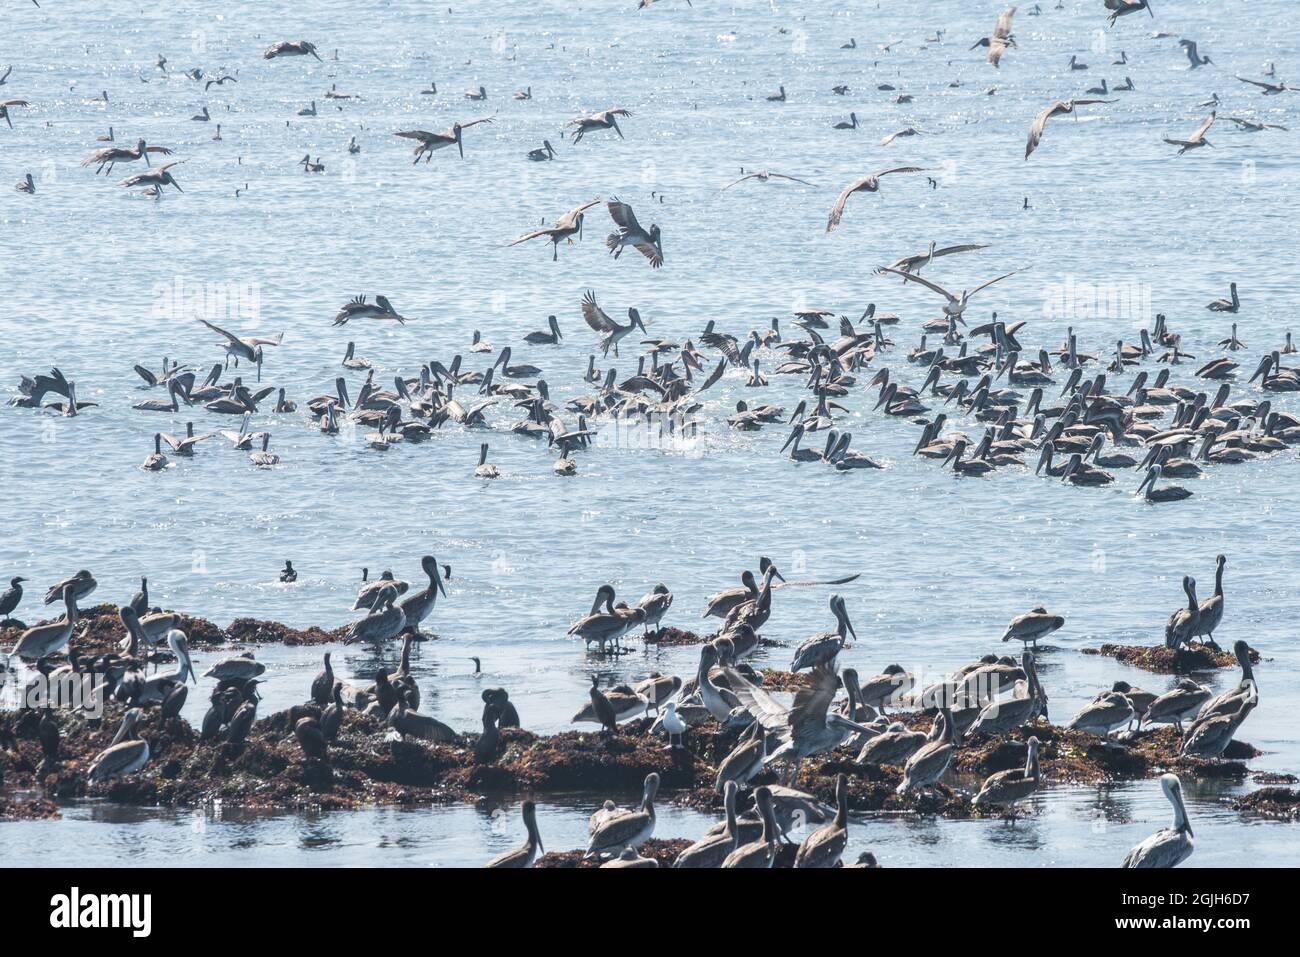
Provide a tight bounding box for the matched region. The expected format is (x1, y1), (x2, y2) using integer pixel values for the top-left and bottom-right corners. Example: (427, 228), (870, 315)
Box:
(1, 0), (1297, 866)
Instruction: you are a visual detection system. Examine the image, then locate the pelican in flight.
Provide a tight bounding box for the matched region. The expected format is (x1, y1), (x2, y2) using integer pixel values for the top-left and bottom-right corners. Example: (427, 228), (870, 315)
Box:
(1025, 98), (1115, 159)
(1179, 39), (1211, 68)
(883, 241), (990, 275)
(971, 6), (1017, 68)
(82, 138), (174, 175)
(1234, 75), (1292, 95)
(0, 99), (29, 128)
(605, 198), (663, 268)
(566, 108), (631, 143)
(721, 169), (815, 190)
(200, 318), (283, 380)
(264, 40), (322, 60)
(1164, 112), (1215, 154)
(1122, 775), (1194, 868)
(333, 294), (406, 324)
(1105, 0), (1154, 26)
(877, 265), (1018, 321)
(581, 290), (646, 357)
(395, 117), (493, 161)
(508, 198), (600, 261)
(119, 160), (184, 192)
(826, 167), (928, 232)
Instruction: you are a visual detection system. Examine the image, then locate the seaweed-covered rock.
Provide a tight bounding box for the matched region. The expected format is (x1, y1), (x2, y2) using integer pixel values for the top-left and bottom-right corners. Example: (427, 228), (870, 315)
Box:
(1235, 787), (1300, 821)
(1081, 643), (1258, 674)
(535, 837), (692, 868)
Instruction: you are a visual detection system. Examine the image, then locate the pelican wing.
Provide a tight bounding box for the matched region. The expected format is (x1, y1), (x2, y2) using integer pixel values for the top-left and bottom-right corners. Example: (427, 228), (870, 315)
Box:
(826, 175), (873, 232)
(723, 667), (791, 733)
(1026, 100), (1066, 159)
(968, 270), (1020, 297)
(145, 145), (175, 156)
(199, 318), (240, 344)
(508, 227), (556, 247)
(1234, 75), (1274, 91)
(877, 265), (958, 303)
(789, 665), (840, 738)
(581, 291), (616, 333)
(1190, 112), (1216, 141)
(555, 197), (600, 229)
(606, 198), (643, 233)
(721, 172), (758, 191)
(455, 116), (494, 131)
(994, 5), (1016, 38)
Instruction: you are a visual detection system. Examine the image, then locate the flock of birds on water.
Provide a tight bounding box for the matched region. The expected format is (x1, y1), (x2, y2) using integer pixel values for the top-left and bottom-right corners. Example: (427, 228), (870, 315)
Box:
(2, 1), (1293, 868)
(0, 543), (1256, 868)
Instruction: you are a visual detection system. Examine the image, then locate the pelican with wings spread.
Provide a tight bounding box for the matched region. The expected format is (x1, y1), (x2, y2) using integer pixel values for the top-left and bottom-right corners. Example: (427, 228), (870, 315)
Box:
(971, 6), (1017, 68)
(604, 198), (663, 268)
(566, 108), (632, 143)
(1164, 112), (1215, 154)
(508, 199), (600, 261)
(581, 291), (646, 358)
(721, 169), (815, 190)
(826, 167), (928, 233)
(877, 265), (1019, 321)
(199, 319), (284, 381)
(394, 116), (493, 161)
(1025, 98), (1115, 159)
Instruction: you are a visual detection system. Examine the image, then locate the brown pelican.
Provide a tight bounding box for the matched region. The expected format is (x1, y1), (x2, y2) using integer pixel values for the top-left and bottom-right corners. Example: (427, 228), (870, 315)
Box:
(715, 722), (766, 792)
(249, 433), (280, 467)
(1066, 690), (1133, 739)
(1179, 39), (1211, 68)
(1143, 679), (1211, 733)
(264, 40), (323, 60)
(1194, 640), (1257, 723)
(161, 422), (214, 456)
(605, 198), (663, 268)
(1105, 0), (1153, 26)
(1164, 575), (1201, 650)
(200, 318), (282, 380)
(586, 773), (659, 858)
(133, 630), (196, 704)
(721, 169), (815, 190)
(566, 108), (632, 143)
(394, 116), (493, 161)
(1207, 282), (1239, 312)
(789, 594), (856, 671)
(15, 173), (34, 193)
(826, 167), (928, 232)
(526, 139), (555, 161)
(44, 569), (96, 605)
(727, 664), (875, 779)
(1024, 98), (1115, 159)
(333, 294), (406, 325)
(118, 160), (184, 192)
(1191, 555), (1226, 647)
(833, 111), (859, 130)
(765, 85), (787, 102)
(474, 442), (499, 478)
(720, 786), (778, 868)
(507, 198), (600, 261)
(82, 138), (174, 174)
(0, 99), (30, 128)
(1234, 75), (1292, 95)
(878, 265), (1018, 320)
(1122, 775), (1194, 868)
(397, 555), (447, 636)
(674, 780), (742, 869)
(857, 720), (927, 766)
(1182, 693), (1255, 758)
(465, 85), (487, 100)
(971, 6), (1017, 68)
(344, 584), (406, 644)
(581, 290), (646, 357)
(1001, 607), (1064, 647)
(141, 433), (169, 471)
(514, 86), (532, 100)
(972, 736), (1041, 813)
(9, 587), (77, 660)
(794, 773), (849, 868)
(1138, 464), (1192, 502)
(897, 708), (955, 795)
(87, 709), (150, 783)
(388, 699), (456, 742)
(485, 801), (543, 868)
(1164, 112), (1215, 154)
(1224, 116), (1287, 133)
(633, 583), (673, 635)
(966, 652), (1047, 735)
